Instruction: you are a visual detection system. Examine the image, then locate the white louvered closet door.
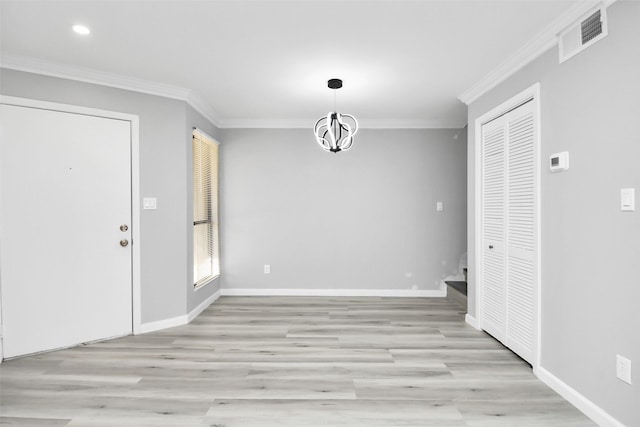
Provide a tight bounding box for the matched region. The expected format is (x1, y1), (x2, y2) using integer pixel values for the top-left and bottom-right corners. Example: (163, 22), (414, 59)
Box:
(480, 98), (538, 365)
(481, 116), (507, 343)
(505, 101), (537, 363)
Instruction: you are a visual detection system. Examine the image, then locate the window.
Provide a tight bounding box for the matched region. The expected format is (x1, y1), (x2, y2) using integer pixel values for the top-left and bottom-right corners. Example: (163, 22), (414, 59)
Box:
(193, 129), (219, 286)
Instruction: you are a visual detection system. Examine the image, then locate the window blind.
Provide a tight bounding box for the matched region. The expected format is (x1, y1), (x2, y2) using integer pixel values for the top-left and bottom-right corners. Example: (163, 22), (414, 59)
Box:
(193, 129), (219, 286)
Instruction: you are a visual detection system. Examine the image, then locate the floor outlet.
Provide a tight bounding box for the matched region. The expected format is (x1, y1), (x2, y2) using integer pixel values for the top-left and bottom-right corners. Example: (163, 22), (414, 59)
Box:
(616, 355), (632, 384)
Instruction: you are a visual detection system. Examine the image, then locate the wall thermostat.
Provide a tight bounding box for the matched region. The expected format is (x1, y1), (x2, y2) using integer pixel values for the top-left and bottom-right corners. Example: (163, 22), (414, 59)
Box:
(550, 151), (569, 172)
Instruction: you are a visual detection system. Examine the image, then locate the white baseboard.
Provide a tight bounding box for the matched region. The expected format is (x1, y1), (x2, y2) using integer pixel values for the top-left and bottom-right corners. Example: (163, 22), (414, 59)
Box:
(220, 288), (446, 297)
(187, 289), (221, 322)
(536, 367), (625, 427)
(138, 314), (188, 334)
(139, 289), (221, 334)
(465, 313), (481, 330)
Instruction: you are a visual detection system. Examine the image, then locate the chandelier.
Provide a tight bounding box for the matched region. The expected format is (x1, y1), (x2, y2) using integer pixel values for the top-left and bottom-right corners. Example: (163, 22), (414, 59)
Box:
(313, 79), (358, 153)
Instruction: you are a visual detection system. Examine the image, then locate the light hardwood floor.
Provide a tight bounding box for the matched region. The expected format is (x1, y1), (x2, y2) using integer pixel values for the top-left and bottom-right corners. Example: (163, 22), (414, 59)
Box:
(0, 296), (595, 426)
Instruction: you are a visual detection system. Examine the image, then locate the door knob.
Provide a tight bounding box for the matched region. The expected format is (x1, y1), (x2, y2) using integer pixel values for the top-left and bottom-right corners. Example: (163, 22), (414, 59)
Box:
(120, 224), (129, 232)
(120, 239), (129, 247)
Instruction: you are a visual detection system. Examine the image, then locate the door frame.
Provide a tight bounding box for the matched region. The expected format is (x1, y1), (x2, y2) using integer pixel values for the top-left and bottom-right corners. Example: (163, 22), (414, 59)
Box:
(0, 96), (142, 361)
(473, 83), (541, 370)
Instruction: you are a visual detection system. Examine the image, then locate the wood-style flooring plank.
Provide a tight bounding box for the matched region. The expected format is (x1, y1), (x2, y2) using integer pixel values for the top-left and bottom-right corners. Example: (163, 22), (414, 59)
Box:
(206, 399), (466, 427)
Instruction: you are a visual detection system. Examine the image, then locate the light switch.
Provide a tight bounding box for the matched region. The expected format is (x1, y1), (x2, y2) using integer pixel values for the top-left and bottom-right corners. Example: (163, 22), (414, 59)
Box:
(436, 201), (444, 212)
(616, 354), (632, 384)
(621, 188), (635, 211)
(143, 197), (157, 210)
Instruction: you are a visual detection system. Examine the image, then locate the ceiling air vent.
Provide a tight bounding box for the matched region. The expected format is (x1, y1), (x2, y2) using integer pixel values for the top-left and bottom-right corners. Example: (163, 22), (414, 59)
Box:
(559, 6), (608, 63)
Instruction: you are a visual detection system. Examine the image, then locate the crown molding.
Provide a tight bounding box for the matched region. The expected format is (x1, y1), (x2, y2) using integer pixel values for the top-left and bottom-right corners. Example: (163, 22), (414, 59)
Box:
(1, 54), (460, 129)
(459, 0), (617, 105)
(0, 53), (223, 127)
(357, 118), (466, 130)
(1, 53), (466, 130)
(0, 53), (190, 99)
(218, 117), (466, 130)
(185, 91), (223, 128)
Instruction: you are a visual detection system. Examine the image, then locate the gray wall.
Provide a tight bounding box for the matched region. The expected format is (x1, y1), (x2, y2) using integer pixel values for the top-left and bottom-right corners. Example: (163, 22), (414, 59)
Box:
(466, 2), (639, 424)
(219, 128), (467, 292)
(0, 69), (220, 324)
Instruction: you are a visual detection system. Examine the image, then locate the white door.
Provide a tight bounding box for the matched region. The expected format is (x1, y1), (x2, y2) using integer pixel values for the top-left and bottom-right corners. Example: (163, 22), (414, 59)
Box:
(0, 104), (133, 358)
(504, 101), (537, 362)
(481, 114), (507, 343)
(480, 98), (538, 365)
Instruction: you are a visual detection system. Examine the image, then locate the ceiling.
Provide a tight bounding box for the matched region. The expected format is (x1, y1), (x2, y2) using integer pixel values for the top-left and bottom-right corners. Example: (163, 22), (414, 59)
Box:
(0, 1), (584, 128)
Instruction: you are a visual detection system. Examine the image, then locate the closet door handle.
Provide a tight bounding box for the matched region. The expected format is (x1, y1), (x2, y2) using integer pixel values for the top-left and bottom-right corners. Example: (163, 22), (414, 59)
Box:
(489, 245), (494, 249)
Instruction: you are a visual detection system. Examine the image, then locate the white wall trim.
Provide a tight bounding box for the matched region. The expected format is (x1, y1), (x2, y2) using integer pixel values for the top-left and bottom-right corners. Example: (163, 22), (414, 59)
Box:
(221, 288), (446, 297)
(218, 117), (466, 130)
(536, 367), (626, 427)
(138, 289), (220, 334)
(465, 314), (481, 330)
(0, 95), (144, 340)
(131, 115), (142, 335)
(138, 314), (188, 335)
(185, 91), (223, 129)
(0, 55), (468, 130)
(458, 0), (617, 105)
(0, 54), (223, 128)
(187, 289), (221, 323)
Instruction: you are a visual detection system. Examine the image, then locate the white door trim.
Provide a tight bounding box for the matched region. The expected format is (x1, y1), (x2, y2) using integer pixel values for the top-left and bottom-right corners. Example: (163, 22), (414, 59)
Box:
(473, 83), (541, 369)
(0, 95), (142, 347)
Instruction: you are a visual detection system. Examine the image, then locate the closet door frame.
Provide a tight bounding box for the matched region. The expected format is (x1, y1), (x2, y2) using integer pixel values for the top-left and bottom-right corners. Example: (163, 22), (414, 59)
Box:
(473, 83), (541, 369)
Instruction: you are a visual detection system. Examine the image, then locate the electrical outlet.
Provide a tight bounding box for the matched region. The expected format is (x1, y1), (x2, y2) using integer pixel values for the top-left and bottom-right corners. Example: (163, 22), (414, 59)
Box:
(616, 355), (632, 384)
(436, 201), (443, 211)
(263, 264), (271, 275)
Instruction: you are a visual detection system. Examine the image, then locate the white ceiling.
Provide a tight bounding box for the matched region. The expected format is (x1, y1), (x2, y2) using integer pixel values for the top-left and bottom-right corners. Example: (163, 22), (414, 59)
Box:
(1, 1), (584, 128)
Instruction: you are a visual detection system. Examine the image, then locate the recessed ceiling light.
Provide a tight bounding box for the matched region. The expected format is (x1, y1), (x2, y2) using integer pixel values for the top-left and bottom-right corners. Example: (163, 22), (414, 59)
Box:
(72, 25), (90, 35)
